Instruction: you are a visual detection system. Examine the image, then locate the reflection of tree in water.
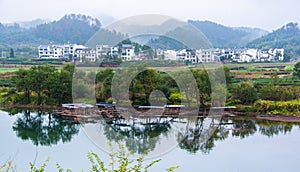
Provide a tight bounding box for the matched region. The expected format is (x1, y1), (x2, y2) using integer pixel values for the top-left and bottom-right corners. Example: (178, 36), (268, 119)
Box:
(12, 110), (80, 146)
(257, 120), (294, 137)
(1, 107), (24, 116)
(103, 118), (171, 154)
(177, 117), (226, 154)
(102, 116), (300, 155)
(230, 118), (257, 139)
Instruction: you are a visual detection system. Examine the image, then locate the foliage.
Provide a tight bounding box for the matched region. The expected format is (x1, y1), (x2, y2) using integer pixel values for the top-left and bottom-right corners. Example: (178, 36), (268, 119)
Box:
(284, 65), (294, 72)
(259, 85), (293, 101)
(0, 14), (101, 46)
(0, 160), (17, 172)
(31, 14), (101, 45)
(191, 69), (211, 106)
(294, 61), (300, 78)
(11, 64), (73, 105)
(189, 20), (267, 47)
(9, 48), (15, 58)
(29, 157), (50, 172)
(248, 22), (300, 58)
(86, 143), (179, 172)
(231, 81), (258, 104)
(255, 100), (300, 115)
(95, 68), (115, 102)
(169, 92), (182, 104)
(25, 144), (179, 172)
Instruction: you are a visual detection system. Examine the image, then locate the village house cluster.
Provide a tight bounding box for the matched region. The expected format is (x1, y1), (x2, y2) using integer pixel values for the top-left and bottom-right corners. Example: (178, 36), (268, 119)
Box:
(38, 43), (285, 63)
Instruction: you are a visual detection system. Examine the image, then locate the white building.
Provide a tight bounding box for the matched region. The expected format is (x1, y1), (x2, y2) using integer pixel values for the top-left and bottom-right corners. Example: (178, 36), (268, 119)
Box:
(38, 45), (63, 59)
(197, 49), (216, 63)
(121, 44), (135, 61)
(176, 49), (198, 63)
(233, 48), (257, 62)
(96, 45), (119, 59)
(164, 50), (177, 60)
(272, 48), (285, 61)
(80, 48), (97, 62)
(38, 43), (87, 59)
(62, 44), (87, 58)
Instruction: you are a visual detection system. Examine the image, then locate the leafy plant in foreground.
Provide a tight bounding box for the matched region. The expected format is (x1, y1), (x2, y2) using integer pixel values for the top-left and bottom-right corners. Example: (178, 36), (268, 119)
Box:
(26, 143), (179, 172)
(86, 143), (179, 172)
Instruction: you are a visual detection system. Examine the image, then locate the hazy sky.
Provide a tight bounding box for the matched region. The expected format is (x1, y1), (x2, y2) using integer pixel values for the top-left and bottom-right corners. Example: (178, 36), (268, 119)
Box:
(0, 0), (299, 31)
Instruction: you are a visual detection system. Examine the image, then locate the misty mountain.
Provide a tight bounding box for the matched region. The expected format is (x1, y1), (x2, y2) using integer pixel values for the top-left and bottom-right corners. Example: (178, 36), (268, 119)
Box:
(3, 14), (300, 52)
(0, 14), (101, 46)
(188, 20), (268, 48)
(88, 17), (211, 50)
(247, 22), (300, 57)
(10, 19), (52, 29)
(31, 14), (101, 44)
(247, 22), (300, 48)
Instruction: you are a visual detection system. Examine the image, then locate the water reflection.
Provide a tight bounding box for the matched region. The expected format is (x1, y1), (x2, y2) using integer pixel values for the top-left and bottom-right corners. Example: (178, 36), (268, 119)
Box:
(5, 109), (300, 154)
(101, 117), (300, 155)
(257, 120), (293, 137)
(102, 118), (172, 154)
(11, 109), (80, 146)
(177, 117), (224, 154)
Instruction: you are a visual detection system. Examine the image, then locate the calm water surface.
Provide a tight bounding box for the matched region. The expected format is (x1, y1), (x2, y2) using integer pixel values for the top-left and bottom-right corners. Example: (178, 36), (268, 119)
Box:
(1, 109), (300, 172)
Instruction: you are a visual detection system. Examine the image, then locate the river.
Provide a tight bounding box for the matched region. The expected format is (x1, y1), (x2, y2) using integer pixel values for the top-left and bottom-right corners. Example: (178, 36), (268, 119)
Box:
(1, 108), (300, 172)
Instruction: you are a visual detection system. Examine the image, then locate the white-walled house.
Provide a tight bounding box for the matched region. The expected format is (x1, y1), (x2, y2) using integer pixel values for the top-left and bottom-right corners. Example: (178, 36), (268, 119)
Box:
(96, 45), (119, 59)
(176, 49), (198, 63)
(197, 49), (216, 63)
(272, 48), (285, 61)
(38, 45), (63, 59)
(164, 50), (177, 60)
(233, 48), (257, 62)
(38, 44), (87, 59)
(121, 44), (135, 61)
(79, 48), (97, 62)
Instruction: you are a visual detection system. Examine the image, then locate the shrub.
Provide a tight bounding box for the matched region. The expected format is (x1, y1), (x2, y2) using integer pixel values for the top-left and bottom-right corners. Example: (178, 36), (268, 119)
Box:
(231, 81), (258, 104)
(25, 143), (180, 172)
(255, 100), (300, 115)
(259, 85), (293, 101)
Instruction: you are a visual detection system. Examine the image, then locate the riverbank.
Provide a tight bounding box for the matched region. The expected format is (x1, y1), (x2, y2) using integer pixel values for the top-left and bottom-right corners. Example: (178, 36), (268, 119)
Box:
(2, 103), (300, 123)
(0, 103), (61, 111)
(224, 111), (300, 123)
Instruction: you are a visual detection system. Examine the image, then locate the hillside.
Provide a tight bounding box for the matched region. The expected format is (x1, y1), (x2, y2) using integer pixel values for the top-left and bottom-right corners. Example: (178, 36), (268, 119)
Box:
(31, 14), (101, 44)
(247, 23), (300, 54)
(188, 20), (268, 47)
(0, 14), (101, 47)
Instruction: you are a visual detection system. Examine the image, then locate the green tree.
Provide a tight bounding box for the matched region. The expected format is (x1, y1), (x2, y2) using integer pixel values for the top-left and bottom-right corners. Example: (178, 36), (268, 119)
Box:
(192, 69), (211, 106)
(259, 85), (293, 101)
(28, 65), (56, 105)
(62, 63), (75, 75)
(12, 69), (31, 104)
(294, 61), (300, 78)
(95, 68), (115, 102)
(231, 81), (258, 104)
(129, 66), (159, 105)
(9, 48), (14, 58)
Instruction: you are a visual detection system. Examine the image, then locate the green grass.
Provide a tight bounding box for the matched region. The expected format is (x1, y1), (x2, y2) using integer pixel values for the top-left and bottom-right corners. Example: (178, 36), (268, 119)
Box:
(0, 68), (18, 73)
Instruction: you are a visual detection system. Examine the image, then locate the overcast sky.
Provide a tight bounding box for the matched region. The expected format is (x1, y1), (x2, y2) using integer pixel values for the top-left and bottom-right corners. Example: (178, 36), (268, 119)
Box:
(0, 0), (299, 31)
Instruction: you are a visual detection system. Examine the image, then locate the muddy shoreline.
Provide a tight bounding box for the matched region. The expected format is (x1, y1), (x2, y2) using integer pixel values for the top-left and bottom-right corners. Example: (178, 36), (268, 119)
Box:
(1, 104), (300, 123)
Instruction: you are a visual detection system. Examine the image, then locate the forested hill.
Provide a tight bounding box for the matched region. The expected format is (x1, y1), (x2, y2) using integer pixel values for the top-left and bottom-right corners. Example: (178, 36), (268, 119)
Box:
(2, 14), (300, 52)
(188, 20), (268, 48)
(31, 14), (101, 44)
(0, 14), (101, 46)
(247, 22), (300, 56)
